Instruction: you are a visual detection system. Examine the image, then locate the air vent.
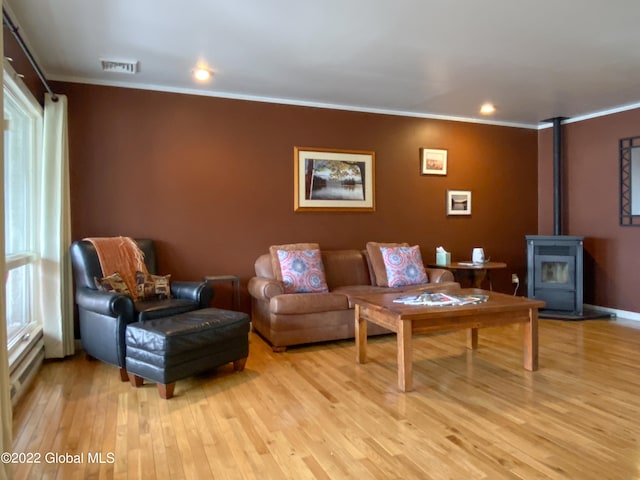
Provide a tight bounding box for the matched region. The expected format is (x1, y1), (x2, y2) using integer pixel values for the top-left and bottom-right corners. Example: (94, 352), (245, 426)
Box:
(100, 58), (139, 74)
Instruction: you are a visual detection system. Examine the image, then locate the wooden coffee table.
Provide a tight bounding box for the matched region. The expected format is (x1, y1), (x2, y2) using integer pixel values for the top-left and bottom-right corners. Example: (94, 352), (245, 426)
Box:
(353, 289), (545, 392)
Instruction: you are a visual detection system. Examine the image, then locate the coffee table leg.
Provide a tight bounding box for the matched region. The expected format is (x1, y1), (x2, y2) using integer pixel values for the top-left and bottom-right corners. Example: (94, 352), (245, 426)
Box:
(467, 328), (479, 349)
(524, 308), (539, 371)
(397, 319), (413, 392)
(355, 305), (367, 364)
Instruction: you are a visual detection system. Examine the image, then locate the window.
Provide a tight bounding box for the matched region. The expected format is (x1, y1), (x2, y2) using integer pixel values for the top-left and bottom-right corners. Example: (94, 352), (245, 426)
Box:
(4, 66), (43, 360)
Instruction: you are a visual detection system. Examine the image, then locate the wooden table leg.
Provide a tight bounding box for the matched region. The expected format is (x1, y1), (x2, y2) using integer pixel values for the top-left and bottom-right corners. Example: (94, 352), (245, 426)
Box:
(472, 269), (487, 288)
(467, 328), (479, 349)
(355, 305), (367, 364)
(231, 277), (240, 310)
(524, 308), (539, 371)
(397, 319), (413, 392)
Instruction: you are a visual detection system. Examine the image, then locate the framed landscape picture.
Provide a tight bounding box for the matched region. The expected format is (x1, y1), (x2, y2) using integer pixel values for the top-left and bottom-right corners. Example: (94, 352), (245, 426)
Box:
(294, 147), (375, 212)
(446, 190), (472, 215)
(420, 148), (447, 175)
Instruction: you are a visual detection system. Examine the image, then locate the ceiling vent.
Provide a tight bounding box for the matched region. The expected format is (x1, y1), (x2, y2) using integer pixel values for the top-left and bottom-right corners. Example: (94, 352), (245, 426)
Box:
(100, 58), (139, 74)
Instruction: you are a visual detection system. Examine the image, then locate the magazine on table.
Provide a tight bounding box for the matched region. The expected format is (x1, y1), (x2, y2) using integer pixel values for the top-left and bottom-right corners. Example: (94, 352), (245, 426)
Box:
(393, 291), (489, 306)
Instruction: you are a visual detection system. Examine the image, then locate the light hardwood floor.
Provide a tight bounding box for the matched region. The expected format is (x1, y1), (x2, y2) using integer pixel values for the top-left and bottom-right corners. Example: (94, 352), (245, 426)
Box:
(10, 317), (640, 479)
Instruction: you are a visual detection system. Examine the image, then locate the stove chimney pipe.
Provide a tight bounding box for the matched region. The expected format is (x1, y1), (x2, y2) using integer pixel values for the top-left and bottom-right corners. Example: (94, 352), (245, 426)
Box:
(543, 116), (568, 236)
(552, 117), (563, 236)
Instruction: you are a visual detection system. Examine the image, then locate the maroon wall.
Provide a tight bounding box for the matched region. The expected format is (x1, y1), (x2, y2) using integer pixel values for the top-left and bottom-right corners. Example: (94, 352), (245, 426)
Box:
(3, 29), (47, 104)
(538, 108), (640, 312)
(55, 82), (538, 311)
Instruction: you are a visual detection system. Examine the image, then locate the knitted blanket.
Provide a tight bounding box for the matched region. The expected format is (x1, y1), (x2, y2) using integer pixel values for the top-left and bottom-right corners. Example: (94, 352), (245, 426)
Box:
(85, 236), (147, 300)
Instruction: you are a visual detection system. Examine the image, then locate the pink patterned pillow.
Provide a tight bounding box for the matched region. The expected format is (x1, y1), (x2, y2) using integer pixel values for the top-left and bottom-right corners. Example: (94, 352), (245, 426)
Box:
(277, 249), (329, 293)
(380, 246), (429, 288)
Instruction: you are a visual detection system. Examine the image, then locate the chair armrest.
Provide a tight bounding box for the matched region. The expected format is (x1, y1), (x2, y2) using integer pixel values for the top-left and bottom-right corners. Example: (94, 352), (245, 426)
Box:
(75, 287), (135, 317)
(426, 268), (455, 283)
(248, 276), (284, 301)
(171, 281), (213, 307)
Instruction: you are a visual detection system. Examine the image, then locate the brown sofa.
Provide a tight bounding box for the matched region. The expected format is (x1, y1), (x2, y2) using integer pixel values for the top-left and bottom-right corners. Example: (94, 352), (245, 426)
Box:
(248, 248), (458, 351)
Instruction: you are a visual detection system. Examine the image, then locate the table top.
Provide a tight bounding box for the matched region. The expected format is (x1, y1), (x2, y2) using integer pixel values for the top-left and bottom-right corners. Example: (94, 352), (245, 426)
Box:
(203, 275), (240, 282)
(428, 261), (507, 270)
(352, 288), (544, 320)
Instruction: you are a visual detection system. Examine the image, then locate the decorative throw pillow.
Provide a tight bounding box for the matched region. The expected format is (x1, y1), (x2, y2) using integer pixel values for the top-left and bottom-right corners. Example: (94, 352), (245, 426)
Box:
(135, 271), (172, 300)
(277, 249), (329, 293)
(380, 245), (429, 288)
(94, 272), (131, 295)
(366, 241), (410, 287)
(269, 243), (320, 281)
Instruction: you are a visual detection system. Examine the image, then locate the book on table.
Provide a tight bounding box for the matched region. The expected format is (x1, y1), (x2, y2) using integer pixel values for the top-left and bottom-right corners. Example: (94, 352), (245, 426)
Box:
(393, 291), (489, 306)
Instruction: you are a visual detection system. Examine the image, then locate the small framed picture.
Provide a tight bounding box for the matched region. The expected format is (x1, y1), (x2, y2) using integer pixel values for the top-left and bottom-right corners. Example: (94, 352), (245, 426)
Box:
(446, 190), (471, 215)
(420, 148), (447, 175)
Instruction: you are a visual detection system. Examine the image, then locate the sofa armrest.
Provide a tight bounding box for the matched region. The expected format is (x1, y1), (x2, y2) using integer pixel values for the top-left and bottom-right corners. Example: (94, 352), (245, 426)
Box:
(171, 281), (213, 308)
(426, 268), (455, 284)
(248, 276), (285, 301)
(75, 287), (135, 318)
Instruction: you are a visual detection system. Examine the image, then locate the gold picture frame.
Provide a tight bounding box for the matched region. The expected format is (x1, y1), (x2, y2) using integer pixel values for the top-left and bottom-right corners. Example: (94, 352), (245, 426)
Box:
(294, 146), (375, 212)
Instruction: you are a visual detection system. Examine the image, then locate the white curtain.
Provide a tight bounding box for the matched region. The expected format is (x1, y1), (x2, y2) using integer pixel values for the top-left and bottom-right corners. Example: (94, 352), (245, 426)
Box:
(0, 5), (14, 477)
(40, 93), (74, 358)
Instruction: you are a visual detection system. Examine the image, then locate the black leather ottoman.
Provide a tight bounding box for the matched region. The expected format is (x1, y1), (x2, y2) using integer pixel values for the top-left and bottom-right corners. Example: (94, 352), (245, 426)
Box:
(125, 308), (250, 399)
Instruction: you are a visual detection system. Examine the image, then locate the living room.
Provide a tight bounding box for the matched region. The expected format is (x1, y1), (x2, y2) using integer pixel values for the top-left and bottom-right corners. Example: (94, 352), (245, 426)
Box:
(4, 5), (640, 316)
(2, 2), (640, 479)
(55, 73), (640, 317)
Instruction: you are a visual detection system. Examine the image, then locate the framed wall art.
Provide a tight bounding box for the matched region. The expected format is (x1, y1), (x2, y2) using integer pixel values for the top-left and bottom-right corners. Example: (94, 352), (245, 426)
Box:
(294, 146), (375, 212)
(420, 148), (447, 175)
(446, 190), (472, 215)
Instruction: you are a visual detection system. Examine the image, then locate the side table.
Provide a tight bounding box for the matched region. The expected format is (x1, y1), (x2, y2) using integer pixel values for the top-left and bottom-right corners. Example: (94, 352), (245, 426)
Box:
(204, 275), (240, 310)
(428, 261), (507, 290)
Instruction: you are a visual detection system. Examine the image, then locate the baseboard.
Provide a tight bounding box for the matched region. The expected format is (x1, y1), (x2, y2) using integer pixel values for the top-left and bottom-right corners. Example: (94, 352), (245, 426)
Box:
(585, 304), (640, 322)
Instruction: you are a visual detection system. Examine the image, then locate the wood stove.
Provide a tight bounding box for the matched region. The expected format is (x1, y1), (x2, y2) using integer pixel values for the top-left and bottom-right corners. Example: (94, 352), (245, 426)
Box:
(526, 118), (608, 320)
(526, 235), (583, 317)
(525, 118), (586, 318)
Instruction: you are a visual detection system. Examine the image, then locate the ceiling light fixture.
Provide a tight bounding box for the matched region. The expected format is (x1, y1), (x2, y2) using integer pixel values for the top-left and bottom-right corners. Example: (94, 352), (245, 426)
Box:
(193, 66), (213, 82)
(480, 103), (496, 115)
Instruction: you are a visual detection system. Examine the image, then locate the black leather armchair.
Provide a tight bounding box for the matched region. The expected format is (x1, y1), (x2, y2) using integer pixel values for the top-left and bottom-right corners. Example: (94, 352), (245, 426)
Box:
(70, 239), (214, 380)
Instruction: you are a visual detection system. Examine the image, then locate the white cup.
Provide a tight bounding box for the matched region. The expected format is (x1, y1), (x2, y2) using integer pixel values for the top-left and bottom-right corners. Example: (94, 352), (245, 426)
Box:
(472, 248), (485, 264)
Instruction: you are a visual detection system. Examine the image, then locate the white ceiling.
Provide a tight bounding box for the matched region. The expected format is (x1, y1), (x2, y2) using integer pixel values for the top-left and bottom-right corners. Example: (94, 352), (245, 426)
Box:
(5, 0), (640, 128)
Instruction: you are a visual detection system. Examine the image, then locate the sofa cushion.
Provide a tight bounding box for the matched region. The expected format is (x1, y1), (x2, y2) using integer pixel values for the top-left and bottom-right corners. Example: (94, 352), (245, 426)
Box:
(322, 249), (372, 289)
(277, 249), (329, 293)
(270, 292), (349, 315)
(366, 241), (409, 287)
(380, 245), (429, 287)
(254, 254), (276, 279)
(269, 243), (320, 281)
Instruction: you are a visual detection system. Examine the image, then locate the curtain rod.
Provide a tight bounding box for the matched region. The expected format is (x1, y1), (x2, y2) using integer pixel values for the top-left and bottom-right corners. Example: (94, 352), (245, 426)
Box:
(2, 8), (58, 101)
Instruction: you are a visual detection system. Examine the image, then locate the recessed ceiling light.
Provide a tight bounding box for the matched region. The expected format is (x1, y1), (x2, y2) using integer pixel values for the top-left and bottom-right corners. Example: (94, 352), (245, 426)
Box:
(480, 103), (496, 115)
(193, 66), (213, 82)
